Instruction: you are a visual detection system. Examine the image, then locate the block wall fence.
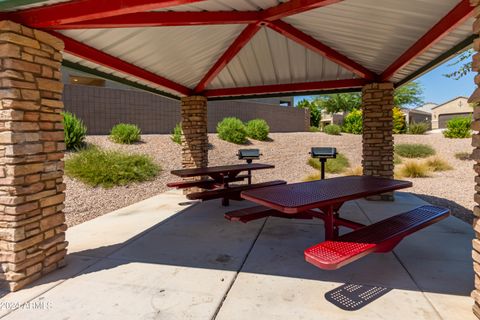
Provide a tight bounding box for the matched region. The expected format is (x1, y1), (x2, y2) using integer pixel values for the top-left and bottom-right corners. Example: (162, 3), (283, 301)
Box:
(62, 84), (308, 135)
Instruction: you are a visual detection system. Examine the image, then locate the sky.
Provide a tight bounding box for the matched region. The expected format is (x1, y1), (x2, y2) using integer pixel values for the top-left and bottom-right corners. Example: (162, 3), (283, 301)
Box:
(294, 54), (475, 107)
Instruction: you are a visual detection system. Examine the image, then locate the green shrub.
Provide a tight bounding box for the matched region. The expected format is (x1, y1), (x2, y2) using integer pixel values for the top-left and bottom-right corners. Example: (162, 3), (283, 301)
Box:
(171, 123), (182, 145)
(455, 152), (471, 160)
(308, 153), (350, 174)
(309, 126), (320, 132)
(395, 143), (435, 158)
(342, 109), (362, 134)
(245, 119), (270, 141)
(217, 117), (247, 144)
(425, 156), (453, 172)
(408, 122), (429, 135)
(65, 147), (159, 188)
(110, 123), (141, 144)
(63, 112), (87, 151)
(443, 116), (472, 138)
(393, 107), (407, 134)
(398, 160), (430, 178)
(324, 124), (341, 135)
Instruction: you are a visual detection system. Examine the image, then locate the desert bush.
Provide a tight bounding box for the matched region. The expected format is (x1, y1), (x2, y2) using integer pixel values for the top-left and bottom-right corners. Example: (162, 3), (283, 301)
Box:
(342, 109), (362, 134)
(455, 152), (471, 160)
(394, 153), (403, 165)
(63, 112), (87, 151)
(393, 107), (407, 134)
(324, 124), (341, 135)
(308, 153), (350, 174)
(344, 166), (363, 176)
(408, 122), (429, 135)
(171, 123), (182, 145)
(394, 143), (435, 158)
(216, 117), (247, 144)
(398, 160), (430, 178)
(425, 156), (453, 172)
(309, 126), (320, 132)
(65, 147), (159, 188)
(443, 116), (472, 138)
(110, 123), (141, 144)
(303, 173), (321, 181)
(245, 119), (270, 141)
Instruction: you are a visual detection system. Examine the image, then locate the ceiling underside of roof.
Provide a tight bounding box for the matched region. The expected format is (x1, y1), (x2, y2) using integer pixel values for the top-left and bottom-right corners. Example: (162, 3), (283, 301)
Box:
(1, 0), (476, 99)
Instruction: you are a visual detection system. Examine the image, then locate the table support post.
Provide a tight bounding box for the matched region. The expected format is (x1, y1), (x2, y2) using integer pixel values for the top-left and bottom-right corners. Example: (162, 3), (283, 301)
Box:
(325, 205), (335, 240)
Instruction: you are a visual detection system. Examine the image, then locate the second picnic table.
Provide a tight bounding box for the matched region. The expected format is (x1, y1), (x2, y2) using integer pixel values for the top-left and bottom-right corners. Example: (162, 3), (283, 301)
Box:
(169, 163), (285, 206)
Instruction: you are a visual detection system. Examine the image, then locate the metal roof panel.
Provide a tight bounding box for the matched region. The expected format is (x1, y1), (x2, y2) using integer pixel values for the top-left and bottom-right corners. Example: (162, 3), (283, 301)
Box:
(61, 24), (245, 88)
(209, 27), (356, 89)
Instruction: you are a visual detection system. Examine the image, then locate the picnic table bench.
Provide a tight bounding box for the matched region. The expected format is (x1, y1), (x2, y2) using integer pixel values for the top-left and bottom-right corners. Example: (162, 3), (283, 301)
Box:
(169, 163), (285, 206)
(226, 176), (449, 270)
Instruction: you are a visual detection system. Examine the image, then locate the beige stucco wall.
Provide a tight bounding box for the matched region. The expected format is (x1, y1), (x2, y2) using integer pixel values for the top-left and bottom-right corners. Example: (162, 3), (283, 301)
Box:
(431, 97), (471, 129)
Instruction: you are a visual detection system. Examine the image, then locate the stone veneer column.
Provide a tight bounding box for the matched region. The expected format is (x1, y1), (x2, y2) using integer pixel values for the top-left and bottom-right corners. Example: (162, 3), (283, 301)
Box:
(361, 83), (395, 201)
(180, 96), (208, 170)
(0, 21), (67, 291)
(469, 1), (480, 318)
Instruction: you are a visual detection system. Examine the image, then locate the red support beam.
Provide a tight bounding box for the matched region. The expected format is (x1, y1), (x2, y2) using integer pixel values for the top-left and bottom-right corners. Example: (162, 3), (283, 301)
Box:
(262, 0), (343, 21)
(268, 20), (377, 80)
(380, 0), (474, 81)
(50, 31), (191, 96)
(48, 11), (261, 30)
(204, 79), (368, 98)
(194, 23), (262, 93)
(9, 0), (205, 28)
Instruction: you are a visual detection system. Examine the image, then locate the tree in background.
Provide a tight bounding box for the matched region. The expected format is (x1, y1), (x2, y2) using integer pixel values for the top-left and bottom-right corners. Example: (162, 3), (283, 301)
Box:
(394, 81), (424, 107)
(311, 82), (423, 114)
(443, 49), (473, 80)
(296, 99), (321, 127)
(315, 93), (361, 114)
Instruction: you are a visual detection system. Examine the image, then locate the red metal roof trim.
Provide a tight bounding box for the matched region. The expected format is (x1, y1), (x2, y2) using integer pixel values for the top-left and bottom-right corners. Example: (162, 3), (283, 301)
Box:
(9, 0), (205, 28)
(204, 79), (369, 98)
(381, 0), (474, 81)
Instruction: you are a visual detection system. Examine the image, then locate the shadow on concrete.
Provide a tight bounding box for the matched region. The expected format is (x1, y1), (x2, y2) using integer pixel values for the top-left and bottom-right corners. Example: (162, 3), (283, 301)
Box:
(20, 195), (474, 299)
(413, 192), (473, 224)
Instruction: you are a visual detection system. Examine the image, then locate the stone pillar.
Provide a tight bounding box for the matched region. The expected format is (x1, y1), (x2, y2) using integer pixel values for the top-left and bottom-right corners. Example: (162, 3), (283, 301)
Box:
(361, 82), (395, 201)
(469, 1), (480, 317)
(180, 96), (208, 170)
(0, 21), (67, 291)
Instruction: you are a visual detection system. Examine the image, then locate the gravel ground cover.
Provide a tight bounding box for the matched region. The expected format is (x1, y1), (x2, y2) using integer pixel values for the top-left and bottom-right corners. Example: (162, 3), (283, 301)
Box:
(64, 132), (474, 226)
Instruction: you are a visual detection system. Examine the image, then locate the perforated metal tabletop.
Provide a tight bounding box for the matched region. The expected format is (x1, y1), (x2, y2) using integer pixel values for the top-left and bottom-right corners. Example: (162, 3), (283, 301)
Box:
(241, 176), (412, 214)
(171, 163), (274, 178)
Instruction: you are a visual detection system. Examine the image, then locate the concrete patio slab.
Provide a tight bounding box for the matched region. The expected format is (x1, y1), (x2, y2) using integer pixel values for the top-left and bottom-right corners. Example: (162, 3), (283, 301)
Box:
(0, 191), (475, 320)
(215, 274), (442, 320)
(67, 189), (190, 258)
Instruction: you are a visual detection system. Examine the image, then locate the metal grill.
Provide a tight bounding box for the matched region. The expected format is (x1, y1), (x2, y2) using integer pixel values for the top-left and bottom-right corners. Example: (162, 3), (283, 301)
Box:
(325, 283), (392, 311)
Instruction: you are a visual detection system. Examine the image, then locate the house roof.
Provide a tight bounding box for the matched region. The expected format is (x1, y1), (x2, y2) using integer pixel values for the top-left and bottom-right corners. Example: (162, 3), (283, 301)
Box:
(402, 108), (433, 116)
(431, 96), (469, 110)
(0, 0), (475, 100)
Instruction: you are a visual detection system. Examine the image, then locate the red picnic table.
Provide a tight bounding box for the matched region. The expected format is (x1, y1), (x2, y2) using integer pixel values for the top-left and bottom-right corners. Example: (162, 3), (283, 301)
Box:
(226, 176), (449, 270)
(169, 163), (285, 206)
